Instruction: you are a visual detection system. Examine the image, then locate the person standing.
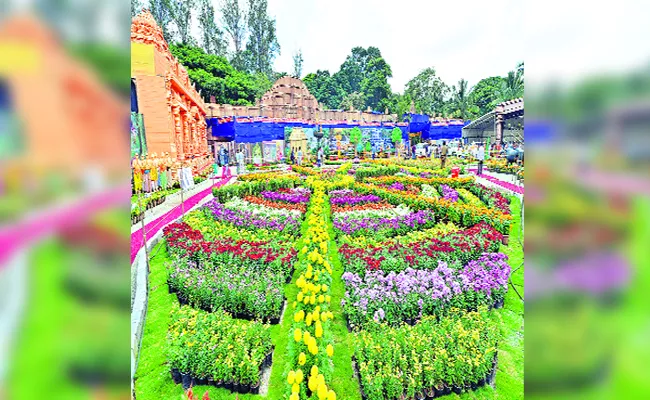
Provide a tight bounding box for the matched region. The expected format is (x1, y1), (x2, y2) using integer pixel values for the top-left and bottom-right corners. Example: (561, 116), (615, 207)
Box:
(318, 147), (324, 167)
(236, 149), (244, 175)
(290, 148), (295, 165)
(297, 148), (303, 166)
(440, 141), (449, 169)
(477, 142), (485, 176)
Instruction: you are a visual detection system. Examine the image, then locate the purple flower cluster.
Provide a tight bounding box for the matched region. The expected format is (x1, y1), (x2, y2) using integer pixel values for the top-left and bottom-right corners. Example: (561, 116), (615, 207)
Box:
(261, 189), (310, 204)
(330, 194), (382, 205)
(329, 189), (355, 198)
(341, 253), (511, 327)
(207, 200), (300, 232)
(458, 253), (511, 296)
(333, 210), (435, 236)
(440, 184), (459, 202)
(388, 182), (406, 191)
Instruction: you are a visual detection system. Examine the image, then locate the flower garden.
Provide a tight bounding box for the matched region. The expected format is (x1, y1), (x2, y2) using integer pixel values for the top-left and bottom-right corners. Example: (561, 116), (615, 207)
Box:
(134, 157), (523, 400)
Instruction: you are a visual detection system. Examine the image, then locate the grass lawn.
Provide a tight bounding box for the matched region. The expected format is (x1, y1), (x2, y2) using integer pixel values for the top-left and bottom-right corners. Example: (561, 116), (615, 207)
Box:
(135, 195), (524, 399)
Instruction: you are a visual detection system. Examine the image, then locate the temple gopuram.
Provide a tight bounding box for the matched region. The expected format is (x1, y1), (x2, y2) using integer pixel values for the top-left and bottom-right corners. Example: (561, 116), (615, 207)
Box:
(131, 10), (211, 170)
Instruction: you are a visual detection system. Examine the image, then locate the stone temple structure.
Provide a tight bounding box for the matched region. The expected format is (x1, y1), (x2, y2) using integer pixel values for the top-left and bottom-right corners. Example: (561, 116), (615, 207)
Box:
(207, 77), (398, 123)
(131, 10), (211, 168)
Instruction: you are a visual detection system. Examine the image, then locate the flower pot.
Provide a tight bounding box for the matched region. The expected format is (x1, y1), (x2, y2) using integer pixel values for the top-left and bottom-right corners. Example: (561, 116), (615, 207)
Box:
(478, 378), (486, 387)
(180, 372), (192, 390)
(207, 377), (214, 386)
(170, 369), (181, 384)
(250, 382), (260, 394)
(416, 390), (426, 400)
(426, 387), (435, 399)
(502, 235), (509, 245)
(494, 298), (504, 309)
(195, 377), (207, 386)
(233, 382), (241, 393)
(434, 387), (445, 397)
(442, 386), (451, 395)
(224, 381), (233, 390)
(240, 383), (251, 394)
(452, 385), (462, 394)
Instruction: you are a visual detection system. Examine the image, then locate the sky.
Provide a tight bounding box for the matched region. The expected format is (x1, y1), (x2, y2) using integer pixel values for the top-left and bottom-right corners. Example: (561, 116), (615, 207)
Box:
(196, 0), (525, 93)
(193, 0), (649, 94)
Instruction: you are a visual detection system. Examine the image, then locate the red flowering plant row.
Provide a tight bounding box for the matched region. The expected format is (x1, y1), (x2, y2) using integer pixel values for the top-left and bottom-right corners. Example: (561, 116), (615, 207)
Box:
(244, 195), (308, 213)
(163, 222), (296, 268)
(339, 222), (504, 277)
(163, 222), (297, 321)
(465, 182), (511, 215)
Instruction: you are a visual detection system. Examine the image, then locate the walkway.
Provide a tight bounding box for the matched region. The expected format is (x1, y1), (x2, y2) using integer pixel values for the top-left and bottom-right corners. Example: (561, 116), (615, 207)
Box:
(130, 176), (233, 264)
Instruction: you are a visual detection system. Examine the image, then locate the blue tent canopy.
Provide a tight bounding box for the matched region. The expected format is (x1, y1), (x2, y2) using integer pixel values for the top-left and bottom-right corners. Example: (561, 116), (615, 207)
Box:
(208, 117), (408, 143)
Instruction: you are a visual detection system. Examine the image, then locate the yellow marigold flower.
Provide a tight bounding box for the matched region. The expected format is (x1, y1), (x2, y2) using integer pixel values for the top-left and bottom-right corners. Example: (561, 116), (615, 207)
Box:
(287, 370), (296, 385)
(326, 295), (331, 303)
(306, 313), (313, 326)
(305, 270), (313, 279)
(313, 310), (320, 322)
(311, 365), (319, 376)
(298, 352), (306, 365)
(308, 376), (317, 392)
(292, 383), (300, 394)
(318, 295), (325, 304)
(303, 296), (310, 305)
(303, 331), (311, 343)
(322, 284), (328, 292)
(294, 328), (302, 342)
(315, 325), (323, 338)
(297, 292), (304, 302)
(301, 246), (308, 254)
(295, 369), (304, 384)
(318, 385), (328, 400)
(290, 393), (299, 400)
(327, 390), (336, 400)
(310, 295), (316, 305)
(326, 344), (334, 357)
(293, 301), (297, 308)
(294, 310), (304, 322)
(321, 312), (328, 322)
(309, 343), (318, 355)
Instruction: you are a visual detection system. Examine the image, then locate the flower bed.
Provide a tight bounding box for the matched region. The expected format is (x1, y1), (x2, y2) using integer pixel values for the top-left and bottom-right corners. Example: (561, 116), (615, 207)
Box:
(207, 200), (301, 233)
(167, 304), (273, 393)
(333, 210), (436, 237)
(439, 184), (459, 202)
(339, 222), (503, 276)
(353, 309), (498, 400)
(163, 222), (295, 321)
(261, 188), (311, 204)
(342, 253), (511, 329)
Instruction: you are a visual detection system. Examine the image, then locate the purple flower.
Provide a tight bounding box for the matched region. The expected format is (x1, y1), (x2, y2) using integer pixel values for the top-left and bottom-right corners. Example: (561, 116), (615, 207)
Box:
(440, 185), (459, 202)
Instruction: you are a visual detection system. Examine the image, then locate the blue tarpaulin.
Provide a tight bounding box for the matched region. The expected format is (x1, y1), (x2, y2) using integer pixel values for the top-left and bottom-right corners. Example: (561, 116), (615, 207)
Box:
(426, 122), (470, 140)
(208, 117), (408, 143)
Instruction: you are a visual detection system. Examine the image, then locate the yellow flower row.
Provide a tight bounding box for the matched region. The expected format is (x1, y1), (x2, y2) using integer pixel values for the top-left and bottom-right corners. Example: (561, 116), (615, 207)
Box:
(286, 179), (337, 400)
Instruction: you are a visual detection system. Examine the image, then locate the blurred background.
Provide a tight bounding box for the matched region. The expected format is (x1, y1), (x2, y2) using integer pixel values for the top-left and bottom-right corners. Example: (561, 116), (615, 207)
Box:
(1, 0), (650, 399)
(525, 0), (650, 398)
(0, 0), (131, 399)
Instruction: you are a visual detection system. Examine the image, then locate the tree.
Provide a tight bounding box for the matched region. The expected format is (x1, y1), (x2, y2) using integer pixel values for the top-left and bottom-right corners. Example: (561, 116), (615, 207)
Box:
(245, 0), (280, 77)
(446, 79), (479, 120)
(391, 127), (402, 157)
(149, 0), (174, 43)
(335, 46), (382, 95)
(303, 70), (345, 109)
(292, 49), (304, 78)
(221, 0), (247, 69)
(169, 44), (268, 105)
(339, 92), (365, 111)
(198, 0), (227, 56)
(469, 76), (504, 116)
(360, 57), (393, 111)
(404, 67), (449, 116)
(498, 61), (524, 102)
(349, 127), (362, 157)
(170, 0), (195, 45)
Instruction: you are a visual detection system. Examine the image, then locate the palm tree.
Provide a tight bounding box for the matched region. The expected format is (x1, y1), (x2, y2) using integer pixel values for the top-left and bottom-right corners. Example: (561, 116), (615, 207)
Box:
(446, 79), (479, 120)
(498, 62), (524, 102)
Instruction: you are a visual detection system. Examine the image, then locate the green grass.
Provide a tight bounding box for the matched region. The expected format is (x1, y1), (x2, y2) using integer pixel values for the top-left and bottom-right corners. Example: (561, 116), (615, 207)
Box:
(136, 195), (524, 400)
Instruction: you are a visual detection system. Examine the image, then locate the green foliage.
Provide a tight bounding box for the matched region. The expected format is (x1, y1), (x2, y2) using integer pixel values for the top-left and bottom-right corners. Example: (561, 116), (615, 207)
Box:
(404, 67), (449, 116)
(245, 0), (280, 76)
(149, 0), (174, 43)
(169, 44), (271, 104)
(446, 79), (480, 120)
(197, 0), (227, 56)
(340, 92), (365, 111)
(349, 127), (362, 145)
(303, 70), (346, 109)
(170, 0), (196, 45)
(497, 62), (524, 102)
(390, 127), (402, 144)
(469, 76), (504, 116)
